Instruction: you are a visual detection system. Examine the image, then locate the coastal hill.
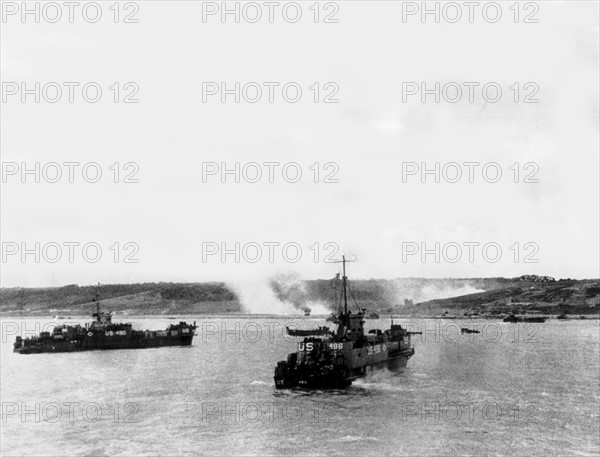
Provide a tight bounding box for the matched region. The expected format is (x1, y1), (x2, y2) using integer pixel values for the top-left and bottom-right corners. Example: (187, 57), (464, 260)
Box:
(0, 276), (598, 317)
(400, 278), (600, 317)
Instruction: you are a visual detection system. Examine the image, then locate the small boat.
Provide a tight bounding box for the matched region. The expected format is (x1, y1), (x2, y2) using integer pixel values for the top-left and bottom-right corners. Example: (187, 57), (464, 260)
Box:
(286, 326), (332, 337)
(366, 312), (380, 319)
(325, 313), (339, 323)
(461, 328), (480, 334)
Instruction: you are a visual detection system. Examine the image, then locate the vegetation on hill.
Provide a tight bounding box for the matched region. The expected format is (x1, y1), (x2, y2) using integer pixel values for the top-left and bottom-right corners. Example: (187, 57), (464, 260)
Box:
(1, 276), (598, 316)
(401, 279), (600, 316)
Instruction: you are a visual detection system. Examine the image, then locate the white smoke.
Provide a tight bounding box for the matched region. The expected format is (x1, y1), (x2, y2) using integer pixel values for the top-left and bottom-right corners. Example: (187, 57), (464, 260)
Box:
(229, 281), (298, 315)
(231, 277), (486, 313)
(412, 285), (484, 303)
(229, 274), (331, 315)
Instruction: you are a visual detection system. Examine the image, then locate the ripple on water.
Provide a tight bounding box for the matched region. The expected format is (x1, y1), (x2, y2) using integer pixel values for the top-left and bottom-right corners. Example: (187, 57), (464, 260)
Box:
(1, 318), (598, 457)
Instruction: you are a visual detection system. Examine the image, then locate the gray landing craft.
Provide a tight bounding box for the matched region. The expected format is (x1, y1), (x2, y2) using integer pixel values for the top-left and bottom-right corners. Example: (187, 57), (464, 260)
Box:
(274, 256), (420, 389)
(14, 298), (196, 354)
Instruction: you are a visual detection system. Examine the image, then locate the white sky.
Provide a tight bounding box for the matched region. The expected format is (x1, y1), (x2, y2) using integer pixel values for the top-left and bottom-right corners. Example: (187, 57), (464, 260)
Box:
(1, 1), (598, 287)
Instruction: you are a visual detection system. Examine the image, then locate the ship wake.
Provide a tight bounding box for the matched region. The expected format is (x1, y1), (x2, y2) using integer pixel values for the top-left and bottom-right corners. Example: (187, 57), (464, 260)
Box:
(352, 370), (407, 392)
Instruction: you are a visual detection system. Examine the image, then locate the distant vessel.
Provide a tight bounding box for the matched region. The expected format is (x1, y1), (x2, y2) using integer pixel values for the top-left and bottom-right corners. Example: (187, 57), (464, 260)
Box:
(524, 317), (546, 323)
(503, 314), (546, 323)
(14, 296), (196, 354)
(461, 328), (480, 334)
(366, 312), (380, 319)
(274, 256), (418, 389)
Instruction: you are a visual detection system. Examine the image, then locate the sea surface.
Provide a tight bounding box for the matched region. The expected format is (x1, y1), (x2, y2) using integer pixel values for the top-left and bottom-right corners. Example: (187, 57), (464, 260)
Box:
(1, 316), (599, 457)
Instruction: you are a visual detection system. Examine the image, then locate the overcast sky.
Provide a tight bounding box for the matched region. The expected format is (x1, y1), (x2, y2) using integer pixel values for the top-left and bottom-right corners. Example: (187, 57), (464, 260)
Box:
(1, 1), (598, 287)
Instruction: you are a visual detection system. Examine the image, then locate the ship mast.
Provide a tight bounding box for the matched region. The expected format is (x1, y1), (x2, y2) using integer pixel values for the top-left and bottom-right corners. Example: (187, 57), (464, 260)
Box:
(92, 283), (101, 320)
(328, 255), (356, 315)
(342, 255), (348, 314)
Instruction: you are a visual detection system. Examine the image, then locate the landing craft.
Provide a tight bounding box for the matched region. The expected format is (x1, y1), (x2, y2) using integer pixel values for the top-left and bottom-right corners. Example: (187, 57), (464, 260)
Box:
(274, 256), (419, 389)
(14, 292), (197, 354)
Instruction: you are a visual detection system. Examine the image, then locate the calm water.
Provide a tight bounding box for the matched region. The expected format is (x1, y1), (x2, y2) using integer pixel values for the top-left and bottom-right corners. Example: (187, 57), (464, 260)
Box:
(1, 317), (599, 457)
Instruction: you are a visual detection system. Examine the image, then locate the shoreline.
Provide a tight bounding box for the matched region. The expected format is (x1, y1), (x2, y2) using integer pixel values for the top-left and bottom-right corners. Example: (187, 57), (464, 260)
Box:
(1, 313), (598, 320)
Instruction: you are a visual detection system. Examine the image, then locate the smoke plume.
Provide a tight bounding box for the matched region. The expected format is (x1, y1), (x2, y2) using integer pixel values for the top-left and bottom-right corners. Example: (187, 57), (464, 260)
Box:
(229, 273), (331, 315)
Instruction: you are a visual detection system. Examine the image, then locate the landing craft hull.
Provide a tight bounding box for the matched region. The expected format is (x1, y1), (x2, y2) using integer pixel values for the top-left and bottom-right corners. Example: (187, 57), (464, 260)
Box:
(274, 349), (414, 389)
(14, 336), (193, 354)
(274, 369), (352, 390)
(503, 314), (547, 323)
(14, 328), (194, 354)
